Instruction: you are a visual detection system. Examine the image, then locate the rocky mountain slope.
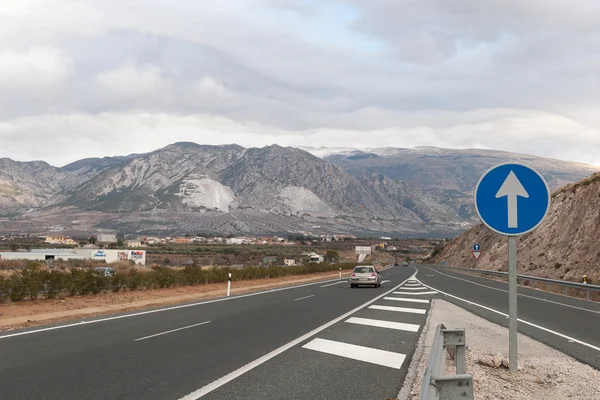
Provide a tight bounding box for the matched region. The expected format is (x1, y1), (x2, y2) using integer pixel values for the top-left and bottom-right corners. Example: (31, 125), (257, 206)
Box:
(431, 173), (600, 284)
(302, 146), (599, 220)
(0, 143), (464, 236)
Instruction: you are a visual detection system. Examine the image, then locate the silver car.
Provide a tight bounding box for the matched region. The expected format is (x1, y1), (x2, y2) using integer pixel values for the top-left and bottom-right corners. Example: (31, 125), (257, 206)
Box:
(350, 266), (381, 288)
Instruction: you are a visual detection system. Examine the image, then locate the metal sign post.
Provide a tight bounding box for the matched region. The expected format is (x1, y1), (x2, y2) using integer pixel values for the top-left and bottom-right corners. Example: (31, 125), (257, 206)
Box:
(474, 163), (550, 373)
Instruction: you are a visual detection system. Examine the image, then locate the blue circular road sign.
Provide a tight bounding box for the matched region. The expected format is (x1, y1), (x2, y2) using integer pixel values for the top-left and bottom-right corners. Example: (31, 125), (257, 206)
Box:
(474, 163), (550, 236)
(472, 243), (481, 251)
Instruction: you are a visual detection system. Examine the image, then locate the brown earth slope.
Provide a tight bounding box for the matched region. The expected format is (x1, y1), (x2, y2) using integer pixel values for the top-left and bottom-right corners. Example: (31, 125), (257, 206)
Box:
(432, 173), (600, 284)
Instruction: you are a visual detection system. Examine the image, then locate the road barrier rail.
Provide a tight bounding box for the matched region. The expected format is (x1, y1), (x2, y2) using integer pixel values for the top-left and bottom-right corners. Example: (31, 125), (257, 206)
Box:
(420, 323), (473, 400)
(429, 264), (600, 301)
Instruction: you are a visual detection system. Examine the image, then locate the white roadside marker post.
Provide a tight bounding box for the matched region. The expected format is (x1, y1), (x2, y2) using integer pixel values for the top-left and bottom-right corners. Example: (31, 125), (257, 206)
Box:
(339, 268), (341, 278)
(227, 272), (232, 297)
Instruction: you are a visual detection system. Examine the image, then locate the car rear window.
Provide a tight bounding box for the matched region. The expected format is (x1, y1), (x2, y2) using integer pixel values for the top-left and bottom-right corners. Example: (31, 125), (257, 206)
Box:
(354, 267), (373, 273)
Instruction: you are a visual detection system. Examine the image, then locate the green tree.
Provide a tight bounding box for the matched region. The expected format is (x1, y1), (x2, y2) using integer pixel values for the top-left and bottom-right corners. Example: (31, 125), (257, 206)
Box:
(116, 239), (124, 247)
(325, 250), (339, 262)
(405, 256), (412, 262)
(10, 242), (18, 252)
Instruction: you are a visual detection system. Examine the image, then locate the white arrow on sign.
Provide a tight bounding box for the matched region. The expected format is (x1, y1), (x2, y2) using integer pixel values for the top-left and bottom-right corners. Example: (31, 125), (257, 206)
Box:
(495, 170), (529, 228)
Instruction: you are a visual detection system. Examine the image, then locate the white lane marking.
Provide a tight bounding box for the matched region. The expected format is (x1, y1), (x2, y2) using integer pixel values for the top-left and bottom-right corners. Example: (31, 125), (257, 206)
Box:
(0, 275), (352, 340)
(320, 281), (346, 288)
(302, 338), (406, 369)
(383, 297), (430, 304)
(392, 291), (437, 295)
(134, 321), (211, 342)
(408, 280), (418, 283)
(404, 283), (422, 286)
(422, 267), (600, 315)
(345, 317), (420, 332)
(369, 305), (426, 315)
(177, 275), (413, 399)
(416, 279), (600, 353)
(294, 295), (315, 301)
(396, 287), (428, 291)
(381, 280), (391, 284)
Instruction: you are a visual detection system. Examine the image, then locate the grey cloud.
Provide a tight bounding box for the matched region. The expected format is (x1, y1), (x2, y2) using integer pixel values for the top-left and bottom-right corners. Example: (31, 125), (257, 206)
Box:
(0, 0), (599, 166)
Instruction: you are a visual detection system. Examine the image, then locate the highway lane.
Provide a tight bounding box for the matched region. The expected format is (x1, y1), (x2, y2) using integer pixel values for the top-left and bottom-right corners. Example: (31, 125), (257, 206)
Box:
(0, 266), (415, 400)
(198, 279), (435, 400)
(416, 265), (600, 370)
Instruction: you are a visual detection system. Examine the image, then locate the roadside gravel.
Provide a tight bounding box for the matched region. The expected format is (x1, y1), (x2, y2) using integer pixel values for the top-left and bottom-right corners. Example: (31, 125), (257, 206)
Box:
(398, 299), (600, 400)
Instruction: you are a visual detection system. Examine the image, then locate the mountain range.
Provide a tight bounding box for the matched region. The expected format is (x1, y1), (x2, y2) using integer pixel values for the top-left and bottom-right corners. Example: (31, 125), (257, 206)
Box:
(0, 143), (597, 237)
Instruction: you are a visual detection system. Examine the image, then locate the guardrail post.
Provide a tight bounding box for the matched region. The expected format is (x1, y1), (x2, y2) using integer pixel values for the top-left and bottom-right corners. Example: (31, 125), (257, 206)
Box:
(586, 289), (590, 301)
(564, 286), (568, 296)
(442, 329), (467, 374)
(433, 375), (474, 400)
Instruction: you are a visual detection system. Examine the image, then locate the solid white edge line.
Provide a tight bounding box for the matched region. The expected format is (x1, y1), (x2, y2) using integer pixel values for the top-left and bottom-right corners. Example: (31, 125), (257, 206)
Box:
(368, 305), (427, 314)
(415, 278), (600, 352)
(134, 321), (211, 342)
(345, 317), (420, 332)
(177, 271), (416, 399)
(422, 267), (600, 315)
(294, 295), (315, 301)
(302, 338), (406, 369)
(383, 297), (430, 304)
(0, 273), (364, 340)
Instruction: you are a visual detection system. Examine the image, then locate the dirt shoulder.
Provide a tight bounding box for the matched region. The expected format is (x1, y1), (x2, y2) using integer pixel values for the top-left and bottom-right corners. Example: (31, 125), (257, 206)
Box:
(0, 269), (353, 332)
(399, 299), (600, 400)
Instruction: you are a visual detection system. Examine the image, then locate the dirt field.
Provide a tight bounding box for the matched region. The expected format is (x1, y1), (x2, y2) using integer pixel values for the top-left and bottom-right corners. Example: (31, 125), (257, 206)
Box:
(0, 269), (354, 332)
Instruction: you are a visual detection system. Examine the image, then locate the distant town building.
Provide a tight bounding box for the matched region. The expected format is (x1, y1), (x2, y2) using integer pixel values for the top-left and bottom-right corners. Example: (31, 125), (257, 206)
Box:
(96, 233), (117, 244)
(125, 240), (143, 248)
(284, 258), (296, 266)
(45, 236), (77, 245)
(0, 248), (146, 265)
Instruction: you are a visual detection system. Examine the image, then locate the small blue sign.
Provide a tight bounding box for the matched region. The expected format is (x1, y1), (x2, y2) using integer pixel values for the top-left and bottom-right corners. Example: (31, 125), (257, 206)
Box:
(475, 163), (550, 236)
(472, 243), (481, 252)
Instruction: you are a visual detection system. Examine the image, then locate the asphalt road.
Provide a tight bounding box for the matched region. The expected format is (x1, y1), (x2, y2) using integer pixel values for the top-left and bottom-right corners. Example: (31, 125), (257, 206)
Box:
(0, 265), (433, 400)
(416, 265), (600, 370)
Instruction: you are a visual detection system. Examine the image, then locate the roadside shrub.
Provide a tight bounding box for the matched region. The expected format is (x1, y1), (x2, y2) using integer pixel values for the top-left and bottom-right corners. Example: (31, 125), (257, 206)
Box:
(110, 273), (127, 293)
(126, 269), (144, 290)
(8, 274), (27, 302)
(152, 267), (176, 288)
(21, 263), (45, 300)
(0, 276), (9, 302)
(45, 270), (66, 299)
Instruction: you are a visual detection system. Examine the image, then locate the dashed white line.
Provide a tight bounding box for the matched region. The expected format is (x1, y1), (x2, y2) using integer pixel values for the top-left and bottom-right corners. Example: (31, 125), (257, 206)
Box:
(294, 295), (315, 301)
(392, 291), (437, 296)
(345, 317), (420, 332)
(302, 338), (406, 369)
(320, 281), (346, 288)
(369, 305), (426, 315)
(134, 321), (211, 342)
(383, 297), (430, 304)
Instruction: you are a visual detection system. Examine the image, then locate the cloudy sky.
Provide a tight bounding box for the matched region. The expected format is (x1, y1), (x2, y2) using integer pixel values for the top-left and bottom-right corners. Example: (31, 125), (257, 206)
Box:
(1, 0), (600, 166)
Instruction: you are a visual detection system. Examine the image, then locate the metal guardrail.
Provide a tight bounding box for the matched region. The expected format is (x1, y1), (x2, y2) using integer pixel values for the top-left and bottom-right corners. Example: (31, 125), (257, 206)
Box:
(420, 324), (474, 400)
(431, 264), (600, 301)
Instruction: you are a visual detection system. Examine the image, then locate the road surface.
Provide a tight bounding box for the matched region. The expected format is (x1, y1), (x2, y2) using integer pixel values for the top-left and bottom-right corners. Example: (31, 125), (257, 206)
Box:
(416, 265), (600, 370)
(0, 266), (435, 400)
